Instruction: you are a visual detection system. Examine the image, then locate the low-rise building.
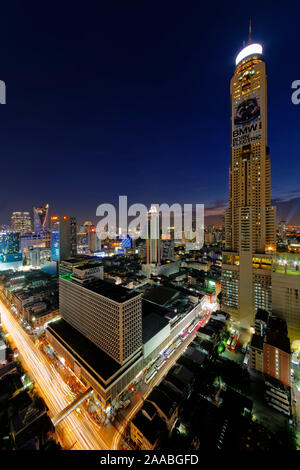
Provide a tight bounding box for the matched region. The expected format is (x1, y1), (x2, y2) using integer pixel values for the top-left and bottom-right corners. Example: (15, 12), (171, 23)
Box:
(254, 308), (269, 336)
(24, 308), (59, 328)
(250, 316), (291, 387)
(272, 253), (300, 345)
(130, 402), (167, 450)
(264, 319), (291, 387)
(146, 388), (178, 431)
(264, 376), (291, 416)
(249, 334), (264, 373)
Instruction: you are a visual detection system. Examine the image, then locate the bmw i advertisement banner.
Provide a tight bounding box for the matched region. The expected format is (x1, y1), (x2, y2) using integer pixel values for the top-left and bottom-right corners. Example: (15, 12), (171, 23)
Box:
(232, 89), (263, 148)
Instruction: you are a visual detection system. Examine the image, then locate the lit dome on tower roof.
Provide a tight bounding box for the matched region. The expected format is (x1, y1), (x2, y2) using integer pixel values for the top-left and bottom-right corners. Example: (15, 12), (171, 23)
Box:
(235, 43), (263, 66)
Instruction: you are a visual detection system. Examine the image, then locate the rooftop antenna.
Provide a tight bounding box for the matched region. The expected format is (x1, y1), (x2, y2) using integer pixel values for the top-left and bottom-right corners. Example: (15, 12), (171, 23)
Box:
(248, 18), (252, 43)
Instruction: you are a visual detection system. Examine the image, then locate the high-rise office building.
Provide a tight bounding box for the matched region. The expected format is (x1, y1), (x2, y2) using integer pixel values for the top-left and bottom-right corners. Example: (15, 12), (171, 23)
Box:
(33, 204), (49, 234)
(278, 220), (287, 243)
(59, 270), (142, 365)
(1, 232), (20, 253)
(161, 239), (174, 260)
(11, 211), (32, 234)
(222, 38), (276, 328)
(50, 215), (77, 261)
(146, 205), (161, 265)
(0, 232), (22, 263)
(76, 231), (89, 255)
(29, 247), (41, 267)
(20, 232), (51, 255)
(83, 221), (100, 253)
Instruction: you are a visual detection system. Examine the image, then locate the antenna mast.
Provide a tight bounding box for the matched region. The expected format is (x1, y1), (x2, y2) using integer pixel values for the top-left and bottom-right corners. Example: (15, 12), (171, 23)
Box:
(249, 18), (252, 43)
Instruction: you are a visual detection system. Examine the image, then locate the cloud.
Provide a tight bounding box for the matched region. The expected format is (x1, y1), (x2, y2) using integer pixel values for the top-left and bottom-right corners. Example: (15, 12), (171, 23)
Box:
(204, 200), (227, 216)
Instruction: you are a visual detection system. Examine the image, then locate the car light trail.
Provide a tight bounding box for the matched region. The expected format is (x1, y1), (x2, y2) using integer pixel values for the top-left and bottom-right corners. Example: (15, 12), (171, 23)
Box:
(0, 299), (109, 450)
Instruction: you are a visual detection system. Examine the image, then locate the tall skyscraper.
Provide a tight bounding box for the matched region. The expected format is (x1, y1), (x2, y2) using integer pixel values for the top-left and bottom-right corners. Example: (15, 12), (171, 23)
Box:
(33, 204), (49, 234)
(222, 37), (276, 329)
(50, 215), (77, 261)
(146, 205), (161, 264)
(83, 221), (100, 253)
(11, 211), (32, 234)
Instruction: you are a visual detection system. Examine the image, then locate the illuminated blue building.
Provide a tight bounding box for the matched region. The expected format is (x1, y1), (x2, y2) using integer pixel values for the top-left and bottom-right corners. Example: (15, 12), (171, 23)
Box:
(122, 235), (132, 250)
(0, 232), (22, 263)
(50, 216), (77, 261)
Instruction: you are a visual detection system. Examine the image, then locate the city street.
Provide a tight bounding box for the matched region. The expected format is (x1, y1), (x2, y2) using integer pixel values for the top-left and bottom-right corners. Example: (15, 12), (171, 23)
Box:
(0, 291), (215, 450)
(112, 311), (212, 450)
(0, 297), (110, 450)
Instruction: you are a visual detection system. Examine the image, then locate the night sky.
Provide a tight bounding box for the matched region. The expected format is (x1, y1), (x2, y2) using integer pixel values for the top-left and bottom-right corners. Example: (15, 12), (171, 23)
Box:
(0, 1), (299, 226)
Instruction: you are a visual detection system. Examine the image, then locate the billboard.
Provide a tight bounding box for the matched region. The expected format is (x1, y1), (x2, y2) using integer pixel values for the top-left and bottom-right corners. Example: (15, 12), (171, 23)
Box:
(232, 88), (262, 148)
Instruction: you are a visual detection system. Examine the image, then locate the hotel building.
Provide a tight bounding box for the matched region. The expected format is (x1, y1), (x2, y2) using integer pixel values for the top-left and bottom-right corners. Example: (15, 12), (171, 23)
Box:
(222, 41), (276, 328)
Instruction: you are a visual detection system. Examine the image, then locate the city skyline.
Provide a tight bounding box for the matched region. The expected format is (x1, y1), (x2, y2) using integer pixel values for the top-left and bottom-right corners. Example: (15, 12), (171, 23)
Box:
(0, 4), (299, 453)
(0, 2), (299, 225)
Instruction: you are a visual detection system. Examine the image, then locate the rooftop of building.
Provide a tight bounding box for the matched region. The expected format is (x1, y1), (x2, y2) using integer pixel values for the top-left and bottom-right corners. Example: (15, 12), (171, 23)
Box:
(184, 345), (207, 365)
(60, 255), (101, 266)
(146, 387), (177, 419)
(197, 325), (216, 338)
(168, 363), (194, 386)
(60, 276), (141, 303)
(132, 408), (166, 446)
(163, 374), (183, 395)
(143, 285), (179, 306)
(255, 308), (269, 323)
(0, 372), (23, 401)
(264, 375), (291, 392)
(267, 316), (288, 336)
(166, 282), (205, 300)
(0, 269), (53, 284)
(210, 311), (229, 322)
(142, 312), (169, 344)
(13, 283), (58, 299)
(141, 400), (157, 420)
(25, 304), (58, 318)
(265, 330), (291, 354)
(206, 318), (225, 332)
(47, 319), (141, 386)
(273, 253), (300, 276)
(168, 270), (187, 279)
(156, 380), (183, 403)
(192, 336), (214, 354)
(73, 261), (103, 271)
(250, 333), (264, 350)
